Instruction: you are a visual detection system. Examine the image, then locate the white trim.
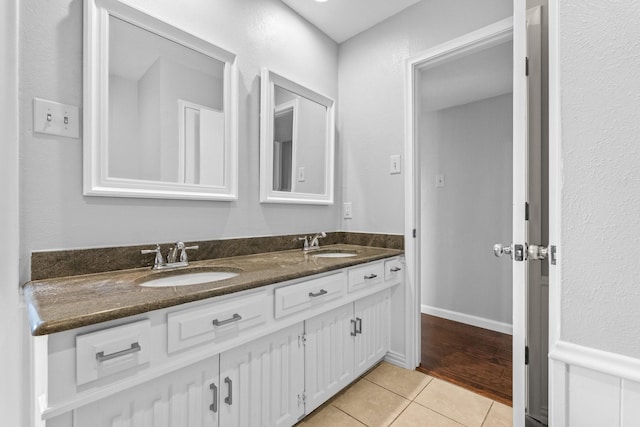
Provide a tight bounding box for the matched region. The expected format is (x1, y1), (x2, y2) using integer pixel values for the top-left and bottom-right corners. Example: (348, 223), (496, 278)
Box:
(0, 0), (23, 425)
(547, 0), (563, 423)
(421, 305), (513, 335)
(550, 341), (640, 385)
(83, 0), (239, 201)
(384, 351), (407, 368)
(404, 16), (514, 372)
(259, 67), (335, 205)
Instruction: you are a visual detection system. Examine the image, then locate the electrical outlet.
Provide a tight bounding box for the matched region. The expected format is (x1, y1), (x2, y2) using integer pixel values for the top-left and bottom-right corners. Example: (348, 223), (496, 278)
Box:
(33, 98), (80, 138)
(390, 154), (401, 174)
(298, 167), (305, 182)
(343, 202), (353, 219)
(436, 174), (445, 187)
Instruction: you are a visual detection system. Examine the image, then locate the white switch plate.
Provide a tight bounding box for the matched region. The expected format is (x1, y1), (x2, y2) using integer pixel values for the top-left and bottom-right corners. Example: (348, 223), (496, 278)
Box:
(390, 154), (401, 174)
(436, 174), (445, 187)
(298, 166), (305, 182)
(33, 98), (80, 138)
(343, 202), (353, 219)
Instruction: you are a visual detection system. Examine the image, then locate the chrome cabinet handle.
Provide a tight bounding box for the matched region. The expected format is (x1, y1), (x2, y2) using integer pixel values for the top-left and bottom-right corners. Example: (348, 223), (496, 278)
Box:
(364, 274), (378, 280)
(350, 319), (357, 336)
(96, 342), (141, 362)
(209, 383), (218, 413)
(212, 313), (242, 326)
(309, 289), (328, 298)
(224, 377), (233, 405)
(390, 267), (402, 272)
(356, 317), (362, 334)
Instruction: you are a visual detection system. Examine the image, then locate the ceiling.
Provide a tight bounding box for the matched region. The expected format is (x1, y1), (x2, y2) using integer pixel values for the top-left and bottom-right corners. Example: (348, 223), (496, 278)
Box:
(280, 0), (422, 43)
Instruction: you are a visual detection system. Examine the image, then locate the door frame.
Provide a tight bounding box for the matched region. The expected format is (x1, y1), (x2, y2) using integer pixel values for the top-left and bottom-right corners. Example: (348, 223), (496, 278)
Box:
(403, 14), (523, 422)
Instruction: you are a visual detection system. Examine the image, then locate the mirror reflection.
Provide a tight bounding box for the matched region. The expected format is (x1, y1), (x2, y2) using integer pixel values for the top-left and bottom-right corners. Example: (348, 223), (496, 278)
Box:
(260, 68), (335, 205)
(272, 87), (328, 194)
(108, 16), (225, 186)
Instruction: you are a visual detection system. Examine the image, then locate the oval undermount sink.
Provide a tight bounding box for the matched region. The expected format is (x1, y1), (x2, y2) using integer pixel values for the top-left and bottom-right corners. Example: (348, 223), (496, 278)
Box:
(139, 271), (239, 287)
(311, 252), (357, 258)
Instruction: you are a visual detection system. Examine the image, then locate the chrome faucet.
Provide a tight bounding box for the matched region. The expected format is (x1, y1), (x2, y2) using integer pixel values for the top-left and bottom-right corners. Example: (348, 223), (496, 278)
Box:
(141, 241), (199, 270)
(298, 232), (326, 251)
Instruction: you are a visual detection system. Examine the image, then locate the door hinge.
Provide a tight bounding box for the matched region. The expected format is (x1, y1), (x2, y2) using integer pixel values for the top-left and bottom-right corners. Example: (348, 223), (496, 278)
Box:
(297, 392), (307, 407)
(413, 228), (416, 238)
(298, 334), (307, 347)
(550, 245), (557, 265)
(525, 202), (529, 221)
(525, 346), (529, 365)
(525, 57), (529, 76)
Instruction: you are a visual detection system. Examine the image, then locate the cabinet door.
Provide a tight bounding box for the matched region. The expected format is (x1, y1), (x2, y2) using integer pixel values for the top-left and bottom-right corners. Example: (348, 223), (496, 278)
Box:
(354, 290), (390, 377)
(304, 303), (355, 413)
(219, 323), (305, 427)
(74, 355), (219, 427)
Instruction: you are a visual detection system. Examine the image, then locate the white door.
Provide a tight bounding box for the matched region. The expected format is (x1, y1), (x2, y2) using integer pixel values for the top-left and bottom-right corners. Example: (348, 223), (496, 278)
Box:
(219, 323), (305, 427)
(353, 290), (390, 378)
(509, 4), (547, 426)
(74, 355), (220, 427)
(304, 303), (355, 413)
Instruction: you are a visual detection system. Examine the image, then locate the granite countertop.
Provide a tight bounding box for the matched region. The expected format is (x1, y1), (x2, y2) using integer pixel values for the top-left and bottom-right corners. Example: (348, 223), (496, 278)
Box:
(22, 244), (404, 336)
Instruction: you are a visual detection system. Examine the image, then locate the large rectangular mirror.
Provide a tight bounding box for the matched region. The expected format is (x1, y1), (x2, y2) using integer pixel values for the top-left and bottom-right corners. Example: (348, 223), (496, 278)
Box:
(260, 68), (335, 204)
(84, 0), (238, 200)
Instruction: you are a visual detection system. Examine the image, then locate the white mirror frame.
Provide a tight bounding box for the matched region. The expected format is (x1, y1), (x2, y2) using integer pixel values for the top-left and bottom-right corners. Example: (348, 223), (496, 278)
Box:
(83, 0), (238, 201)
(260, 68), (335, 205)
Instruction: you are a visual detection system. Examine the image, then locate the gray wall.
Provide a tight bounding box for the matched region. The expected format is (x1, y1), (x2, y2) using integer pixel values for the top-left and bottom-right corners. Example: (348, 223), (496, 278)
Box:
(338, 0), (513, 233)
(19, 0), (339, 282)
(559, 0), (640, 358)
(420, 94), (513, 325)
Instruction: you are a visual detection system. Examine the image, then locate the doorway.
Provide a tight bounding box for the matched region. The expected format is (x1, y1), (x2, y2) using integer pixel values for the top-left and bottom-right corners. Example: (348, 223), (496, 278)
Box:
(404, 9), (548, 427)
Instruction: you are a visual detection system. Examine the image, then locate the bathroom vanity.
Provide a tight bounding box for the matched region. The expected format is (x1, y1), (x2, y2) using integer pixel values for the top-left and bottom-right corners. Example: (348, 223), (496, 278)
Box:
(24, 245), (404, 426)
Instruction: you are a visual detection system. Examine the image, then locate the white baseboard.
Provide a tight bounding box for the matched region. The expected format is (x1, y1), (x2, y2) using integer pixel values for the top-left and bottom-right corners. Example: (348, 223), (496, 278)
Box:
(421, 304), (512, 335)
(384, 351), (407, 369)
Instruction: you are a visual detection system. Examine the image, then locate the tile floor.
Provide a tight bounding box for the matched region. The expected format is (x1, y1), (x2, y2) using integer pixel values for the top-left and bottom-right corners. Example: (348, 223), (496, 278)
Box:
(298, 362), (512, 427)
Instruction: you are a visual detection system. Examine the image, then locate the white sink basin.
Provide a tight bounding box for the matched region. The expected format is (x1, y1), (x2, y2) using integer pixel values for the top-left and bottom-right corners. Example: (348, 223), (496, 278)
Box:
(140, 271), (239, 287)
(311, 252), (357, 258)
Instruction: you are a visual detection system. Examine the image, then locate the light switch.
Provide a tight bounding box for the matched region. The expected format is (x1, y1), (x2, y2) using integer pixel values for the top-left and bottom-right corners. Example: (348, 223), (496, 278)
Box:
(436, 174), (445, 187)
(343, 202), (353, 219)
(390, 154), (401, 174)
(298, 167), (305, 182)
(33, 98), (80, 138)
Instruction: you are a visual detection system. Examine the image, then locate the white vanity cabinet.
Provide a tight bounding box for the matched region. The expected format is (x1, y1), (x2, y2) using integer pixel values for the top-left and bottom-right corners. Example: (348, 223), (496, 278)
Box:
(75, 354), (220, 427)
(39, 256), (404, 427)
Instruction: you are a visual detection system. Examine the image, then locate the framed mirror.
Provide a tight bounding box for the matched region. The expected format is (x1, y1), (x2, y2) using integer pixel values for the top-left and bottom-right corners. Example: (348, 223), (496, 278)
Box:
(260, 68), (335, 204)
(84, 0), (238, 200)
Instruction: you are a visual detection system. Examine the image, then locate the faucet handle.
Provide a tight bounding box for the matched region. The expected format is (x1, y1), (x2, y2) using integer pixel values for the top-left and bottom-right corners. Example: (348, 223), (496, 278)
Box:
(141, 244), (164, 268)
(180, 244), (199, 263)
(298, 236), (309, 249)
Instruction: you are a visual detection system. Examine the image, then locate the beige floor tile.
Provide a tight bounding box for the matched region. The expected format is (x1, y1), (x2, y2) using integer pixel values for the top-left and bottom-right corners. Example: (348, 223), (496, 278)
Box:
(482, 402), (513, 427)
(391, 402), (464, 427)
(414, 378), (492, 427)
(366, 362), (433, 400)
(302, 404), (366, 427)
(333, 379), (410, 427)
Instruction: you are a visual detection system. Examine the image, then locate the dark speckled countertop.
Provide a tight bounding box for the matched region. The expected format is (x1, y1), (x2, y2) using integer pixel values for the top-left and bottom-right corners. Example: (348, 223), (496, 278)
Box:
(23, 244), (403, 336)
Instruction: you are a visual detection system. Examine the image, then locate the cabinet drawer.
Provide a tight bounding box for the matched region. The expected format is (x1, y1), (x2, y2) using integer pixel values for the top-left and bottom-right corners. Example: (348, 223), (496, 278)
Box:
(274, 272), (346, 318)
(347, 261), (384, 292)
(384, 258), (404, 282)
(76, 319), (151, 386)
(168, 289), (269, 353)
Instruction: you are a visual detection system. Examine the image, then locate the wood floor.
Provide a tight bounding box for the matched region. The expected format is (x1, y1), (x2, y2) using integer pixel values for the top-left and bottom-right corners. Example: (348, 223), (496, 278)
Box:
(418, 314), (513, 406)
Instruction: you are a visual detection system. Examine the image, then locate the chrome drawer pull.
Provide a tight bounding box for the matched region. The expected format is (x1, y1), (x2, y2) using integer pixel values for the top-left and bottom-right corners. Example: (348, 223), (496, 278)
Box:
(356, 317), (362, 334)
(350, 319), (357, 336)
(212, 313), (242, 326)
(95, 342), (141, 362)
(224, 377), (233, 405)
(390, 267), (402, 272)
(209, 383), (218, 413)
(364, 274), (378, 280)
(308, 289), (328, 298)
